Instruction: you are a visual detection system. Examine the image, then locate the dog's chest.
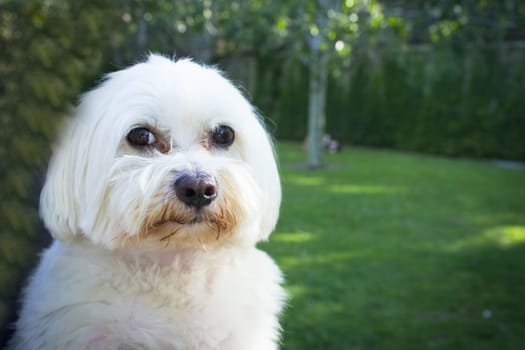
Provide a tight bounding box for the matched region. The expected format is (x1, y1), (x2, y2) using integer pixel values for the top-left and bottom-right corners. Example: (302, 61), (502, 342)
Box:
(88, 248), (281, 345)
(104, 250), (237, 306)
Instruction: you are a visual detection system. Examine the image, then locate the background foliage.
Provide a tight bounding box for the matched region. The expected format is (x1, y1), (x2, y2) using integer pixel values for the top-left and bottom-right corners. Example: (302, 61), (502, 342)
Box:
(1, 0), (524, 346)
(254, 1), (525, 160)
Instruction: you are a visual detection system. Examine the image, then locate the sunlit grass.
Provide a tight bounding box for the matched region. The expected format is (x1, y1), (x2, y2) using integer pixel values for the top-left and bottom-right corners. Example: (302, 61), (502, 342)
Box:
(273, 231), (316, 243)
(259, 142), (525, 350)
(328, 184), (405, 194)
(287, 175), (325, 186)
(486, 225), (525, 247)
(449, 225), (525, 252)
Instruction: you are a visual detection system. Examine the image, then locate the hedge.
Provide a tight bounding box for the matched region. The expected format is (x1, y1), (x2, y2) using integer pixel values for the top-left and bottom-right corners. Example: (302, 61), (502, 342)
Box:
(255, 44), (525, 161)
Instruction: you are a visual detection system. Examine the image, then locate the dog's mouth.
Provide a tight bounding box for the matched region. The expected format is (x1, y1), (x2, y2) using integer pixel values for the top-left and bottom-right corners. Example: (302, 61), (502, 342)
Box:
(187, 216), (205, 225)
(155, 211), (208, 227)
(152, 216), (202, 230)
(147, 207), (233, 245)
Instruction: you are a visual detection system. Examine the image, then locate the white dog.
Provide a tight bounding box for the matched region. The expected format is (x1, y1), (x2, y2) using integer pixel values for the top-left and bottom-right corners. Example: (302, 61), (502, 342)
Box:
(9, 55), (286, 350)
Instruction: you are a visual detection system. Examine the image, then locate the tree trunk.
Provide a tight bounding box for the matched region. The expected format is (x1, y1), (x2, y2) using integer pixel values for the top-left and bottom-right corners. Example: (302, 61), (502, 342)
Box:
(307, 0), (330, 169)
(307, 45), (328, 169)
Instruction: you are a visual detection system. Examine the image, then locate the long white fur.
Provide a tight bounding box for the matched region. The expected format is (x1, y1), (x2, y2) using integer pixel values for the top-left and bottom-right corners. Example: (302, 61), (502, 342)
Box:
(10, 55), (285, 350)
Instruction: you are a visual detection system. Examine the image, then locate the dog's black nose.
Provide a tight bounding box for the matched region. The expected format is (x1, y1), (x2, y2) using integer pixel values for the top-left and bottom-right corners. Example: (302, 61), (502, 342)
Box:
(175, 173), (218, 208)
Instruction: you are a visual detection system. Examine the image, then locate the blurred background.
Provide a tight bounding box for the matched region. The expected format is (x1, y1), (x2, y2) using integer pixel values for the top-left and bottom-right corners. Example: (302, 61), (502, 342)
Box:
(1, 0), (524, 349)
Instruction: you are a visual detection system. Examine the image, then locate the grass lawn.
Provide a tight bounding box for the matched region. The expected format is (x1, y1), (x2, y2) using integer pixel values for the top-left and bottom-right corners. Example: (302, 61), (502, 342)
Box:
(259, 142), (525, 350)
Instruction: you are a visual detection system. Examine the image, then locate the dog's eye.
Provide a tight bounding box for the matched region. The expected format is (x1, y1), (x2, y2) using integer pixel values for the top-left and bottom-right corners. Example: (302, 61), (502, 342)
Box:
(127, 127), (156, 147)
(211, 125), (235, 148)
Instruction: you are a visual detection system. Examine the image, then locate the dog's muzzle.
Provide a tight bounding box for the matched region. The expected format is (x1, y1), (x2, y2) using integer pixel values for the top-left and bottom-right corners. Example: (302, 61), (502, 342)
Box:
(175, 172), (218, 209)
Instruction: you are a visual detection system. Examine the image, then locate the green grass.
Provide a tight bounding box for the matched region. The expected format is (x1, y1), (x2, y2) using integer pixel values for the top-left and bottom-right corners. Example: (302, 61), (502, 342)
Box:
(259, 142), (525, 350)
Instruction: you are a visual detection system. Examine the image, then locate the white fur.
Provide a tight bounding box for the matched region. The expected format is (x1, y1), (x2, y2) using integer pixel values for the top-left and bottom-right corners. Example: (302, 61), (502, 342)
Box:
(10, 55), (285, 350)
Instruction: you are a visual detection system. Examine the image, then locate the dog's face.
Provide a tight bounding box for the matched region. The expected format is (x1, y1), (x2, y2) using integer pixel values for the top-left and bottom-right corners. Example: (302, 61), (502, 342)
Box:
(40, 55), (280, 249)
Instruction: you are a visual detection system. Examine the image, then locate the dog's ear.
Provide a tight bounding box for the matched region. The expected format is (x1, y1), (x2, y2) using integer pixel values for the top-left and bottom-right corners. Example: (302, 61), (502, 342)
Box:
(40, 86), (119, 242)
(40, 118), (83, 241)
(243, 115), (282, 241)
(259, 134), (282, 240)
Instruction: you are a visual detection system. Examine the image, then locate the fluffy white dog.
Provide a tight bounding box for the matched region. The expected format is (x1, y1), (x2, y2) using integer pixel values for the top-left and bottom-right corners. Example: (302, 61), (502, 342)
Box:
(10, 55), (286, 350)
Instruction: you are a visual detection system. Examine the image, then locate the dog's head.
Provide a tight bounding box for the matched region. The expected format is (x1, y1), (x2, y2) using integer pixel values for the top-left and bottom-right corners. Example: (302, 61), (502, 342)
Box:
(40, 55), (281, 249)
